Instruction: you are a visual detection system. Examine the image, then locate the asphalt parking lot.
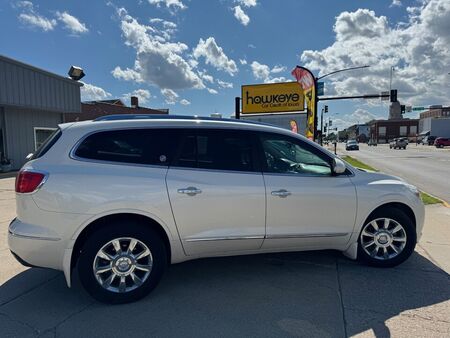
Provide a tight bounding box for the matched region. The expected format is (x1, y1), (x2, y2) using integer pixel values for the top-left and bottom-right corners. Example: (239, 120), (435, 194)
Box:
(339, 143), (450, 203)
(1, 176), (450, 338)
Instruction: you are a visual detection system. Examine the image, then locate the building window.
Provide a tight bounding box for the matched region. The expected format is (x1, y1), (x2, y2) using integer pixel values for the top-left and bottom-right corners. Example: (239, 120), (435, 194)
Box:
(378, 126), (386, 136)
(400, 126), (407, 136)
(410, 125), (417, 135)
(34, 128), (57, 151)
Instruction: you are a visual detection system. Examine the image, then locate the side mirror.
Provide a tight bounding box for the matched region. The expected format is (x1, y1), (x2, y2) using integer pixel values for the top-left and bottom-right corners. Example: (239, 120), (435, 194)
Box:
(332, 158), (346, 174)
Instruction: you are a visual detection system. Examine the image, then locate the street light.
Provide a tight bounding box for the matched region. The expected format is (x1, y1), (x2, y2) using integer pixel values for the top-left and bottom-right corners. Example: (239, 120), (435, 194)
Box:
(317, 65), (370, 80)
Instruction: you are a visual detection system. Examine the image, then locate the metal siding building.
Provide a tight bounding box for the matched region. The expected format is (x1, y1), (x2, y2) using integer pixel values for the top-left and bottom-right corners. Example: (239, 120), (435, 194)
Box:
(0, 55), (82, 169)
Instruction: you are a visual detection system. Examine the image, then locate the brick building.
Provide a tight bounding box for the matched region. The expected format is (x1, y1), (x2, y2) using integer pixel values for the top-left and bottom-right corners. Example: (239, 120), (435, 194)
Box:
(64, 96), (168, 122)
(368, 119), (419, 143)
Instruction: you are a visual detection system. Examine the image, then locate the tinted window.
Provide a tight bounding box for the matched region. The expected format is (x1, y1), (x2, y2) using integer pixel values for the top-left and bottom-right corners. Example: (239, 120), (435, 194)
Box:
(30, 128), (62, 160)
(259, 133), (331, 176)
(75, 129), (179, 166)
(174, 129), (256, 172)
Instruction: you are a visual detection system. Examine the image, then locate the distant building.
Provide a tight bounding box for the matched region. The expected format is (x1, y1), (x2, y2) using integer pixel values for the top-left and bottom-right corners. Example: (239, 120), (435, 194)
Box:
(64, 96), (168, 122)
(0, 55), (82, 170)
(345, 124), (370, 142)
(368, 119), (418, 143)
(418, 106), (450, 138)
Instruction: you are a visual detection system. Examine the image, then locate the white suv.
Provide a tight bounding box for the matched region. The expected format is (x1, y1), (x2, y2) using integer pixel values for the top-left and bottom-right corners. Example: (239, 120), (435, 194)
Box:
(9, 115), (424, 303)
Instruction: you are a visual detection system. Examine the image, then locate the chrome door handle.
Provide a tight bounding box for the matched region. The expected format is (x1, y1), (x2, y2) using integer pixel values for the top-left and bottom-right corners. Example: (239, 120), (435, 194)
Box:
(177, 187), (202, 196)
(271, 189), (291, 198)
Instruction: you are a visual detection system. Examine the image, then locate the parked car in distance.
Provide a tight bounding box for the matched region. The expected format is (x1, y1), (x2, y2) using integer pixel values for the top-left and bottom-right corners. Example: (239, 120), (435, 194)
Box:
(9, 115), (424, 303)
(367, 139), (377, 146)
(422, 136), (436, 146)
(346, 140), (359, 151)
(434, 137), (450, 148)
(390, 138), (408, 149)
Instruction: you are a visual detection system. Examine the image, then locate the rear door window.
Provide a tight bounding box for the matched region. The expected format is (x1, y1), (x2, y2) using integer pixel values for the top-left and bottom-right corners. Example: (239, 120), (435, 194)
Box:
(173, 129), (258, 172)
(74, 129), (179, 166)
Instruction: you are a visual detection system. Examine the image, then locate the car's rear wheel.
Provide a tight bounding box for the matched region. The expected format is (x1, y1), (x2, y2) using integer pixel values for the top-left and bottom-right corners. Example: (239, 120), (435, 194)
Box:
(357, 207), (416, 267)
(77, 221), (167, 304)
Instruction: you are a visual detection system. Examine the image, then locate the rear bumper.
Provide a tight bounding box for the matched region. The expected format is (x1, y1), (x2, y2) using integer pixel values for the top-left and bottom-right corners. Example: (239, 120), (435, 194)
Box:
(8, 218), (66, 271)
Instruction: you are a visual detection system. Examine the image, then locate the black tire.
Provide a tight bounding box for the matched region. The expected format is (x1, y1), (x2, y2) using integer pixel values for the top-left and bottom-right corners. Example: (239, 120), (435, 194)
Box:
(77, 220), (167, 304)
(357, 207), (416, 267)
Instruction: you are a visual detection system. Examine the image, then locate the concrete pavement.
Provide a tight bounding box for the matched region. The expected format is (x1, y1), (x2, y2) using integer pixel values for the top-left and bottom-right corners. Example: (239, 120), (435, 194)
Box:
(1, 177), (449, 337)
(338, 143), (450, 203)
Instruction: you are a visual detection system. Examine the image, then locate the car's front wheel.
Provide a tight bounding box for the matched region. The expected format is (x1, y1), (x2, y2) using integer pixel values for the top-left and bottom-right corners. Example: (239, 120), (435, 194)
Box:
(77, 220), (167, 304)
(357, 207), (416, 267)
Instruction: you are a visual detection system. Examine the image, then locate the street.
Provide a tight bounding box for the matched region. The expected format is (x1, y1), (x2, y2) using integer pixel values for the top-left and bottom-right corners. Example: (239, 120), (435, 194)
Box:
(339, 143), (450, 203)
(1, 177), (450, 337)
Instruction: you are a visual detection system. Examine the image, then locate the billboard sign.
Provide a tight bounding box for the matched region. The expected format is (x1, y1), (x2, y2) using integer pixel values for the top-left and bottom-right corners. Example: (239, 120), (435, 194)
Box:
(241, 82), (304, 114)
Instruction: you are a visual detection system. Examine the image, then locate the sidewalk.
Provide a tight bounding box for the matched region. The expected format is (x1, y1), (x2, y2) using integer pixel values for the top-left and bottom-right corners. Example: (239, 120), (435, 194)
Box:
(0, 177), (449, 337)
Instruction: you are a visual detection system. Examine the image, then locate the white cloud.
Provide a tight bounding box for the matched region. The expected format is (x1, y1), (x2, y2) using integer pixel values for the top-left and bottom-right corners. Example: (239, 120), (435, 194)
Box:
(16, 2), (56, 31)
(207, 88), (218, 94)
(161, 88), (179, 104)
(233, 5), (250, 26)
(56, 11), (88, 34)
(148, 0), (186, 11)
(200, 73), (214, 83)
(80, 82), (112, 101)
(148, 17), (177, 40)
(390, 0), (402, 7)
(113, 8), (204, 90)
(193, 37), (238, 75)
(123, 89), (151, 104)
(271, 65), (286, 73)
(248, 44), (256, 49)
(111, 66), (143, 82)
(217, 79), (233, 88)
(237, 0), (257, 7)
(239, 58), (247, 65)
(250, 61), (287, 83)
(180, 98), (191, 105)
(300, 1), (450, 107)
(332, 108), (378, 130)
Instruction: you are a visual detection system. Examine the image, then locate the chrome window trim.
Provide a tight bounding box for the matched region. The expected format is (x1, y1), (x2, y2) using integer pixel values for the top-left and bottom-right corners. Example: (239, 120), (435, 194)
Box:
(168, 165), (262, 176)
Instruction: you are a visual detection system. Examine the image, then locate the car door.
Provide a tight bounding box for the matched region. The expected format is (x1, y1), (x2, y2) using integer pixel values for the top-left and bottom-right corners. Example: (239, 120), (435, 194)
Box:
(166, 128), (266, 256)
(257, 131), (357, 251)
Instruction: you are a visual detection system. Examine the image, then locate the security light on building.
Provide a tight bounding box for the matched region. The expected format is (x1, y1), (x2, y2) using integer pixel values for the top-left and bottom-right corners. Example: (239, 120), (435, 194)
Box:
(68, 66), (85, 81)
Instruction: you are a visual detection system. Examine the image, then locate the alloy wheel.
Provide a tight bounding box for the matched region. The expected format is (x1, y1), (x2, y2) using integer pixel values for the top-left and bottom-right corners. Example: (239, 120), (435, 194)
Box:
(360, 218), (407, 260)
(93, 237), (153, 293)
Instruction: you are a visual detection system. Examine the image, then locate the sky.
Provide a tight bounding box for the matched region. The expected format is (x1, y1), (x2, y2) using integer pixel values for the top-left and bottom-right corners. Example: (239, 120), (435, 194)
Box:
(1, 0), (449, 130)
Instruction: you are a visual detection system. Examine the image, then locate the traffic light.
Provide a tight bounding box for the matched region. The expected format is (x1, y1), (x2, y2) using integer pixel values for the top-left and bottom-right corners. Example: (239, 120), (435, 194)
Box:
(390, 89), (397, 102)
(324, 125), (327, 133)
(401, 105), (405, 114)
(324, 105), (328, 113)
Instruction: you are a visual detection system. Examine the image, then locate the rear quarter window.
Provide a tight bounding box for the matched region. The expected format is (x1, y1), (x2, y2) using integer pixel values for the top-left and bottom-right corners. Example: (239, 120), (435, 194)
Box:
(30, 128), (62, 160)
(74, 129), (179, 166)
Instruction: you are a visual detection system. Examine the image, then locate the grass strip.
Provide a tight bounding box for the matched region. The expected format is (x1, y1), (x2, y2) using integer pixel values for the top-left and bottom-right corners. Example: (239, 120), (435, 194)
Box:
(342, 156), (378, 172)
(342, 156), (442, 205)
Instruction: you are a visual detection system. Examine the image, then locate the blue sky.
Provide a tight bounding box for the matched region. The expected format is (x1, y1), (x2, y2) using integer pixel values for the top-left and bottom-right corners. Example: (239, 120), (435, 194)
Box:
(1, 0), (449, 129)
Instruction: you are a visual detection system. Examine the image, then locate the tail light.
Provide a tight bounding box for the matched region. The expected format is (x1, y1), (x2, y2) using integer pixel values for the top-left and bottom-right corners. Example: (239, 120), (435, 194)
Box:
(15, 170), (47, 193)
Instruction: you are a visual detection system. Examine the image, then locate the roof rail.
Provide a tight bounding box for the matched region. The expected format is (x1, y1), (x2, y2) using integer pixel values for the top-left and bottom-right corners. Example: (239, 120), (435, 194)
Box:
(92, 114), (271, 126)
